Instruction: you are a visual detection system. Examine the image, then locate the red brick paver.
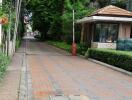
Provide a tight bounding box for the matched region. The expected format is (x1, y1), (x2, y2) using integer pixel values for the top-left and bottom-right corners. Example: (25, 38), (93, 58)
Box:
(26, 40), (132, 100)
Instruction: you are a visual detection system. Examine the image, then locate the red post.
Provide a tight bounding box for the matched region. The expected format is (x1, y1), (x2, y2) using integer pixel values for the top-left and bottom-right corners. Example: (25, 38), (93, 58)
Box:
(72, 42), (77, 56)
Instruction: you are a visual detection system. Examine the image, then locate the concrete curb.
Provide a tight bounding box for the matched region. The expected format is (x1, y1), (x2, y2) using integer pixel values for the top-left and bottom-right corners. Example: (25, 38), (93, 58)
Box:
(88, 58), (132, 76)
(18, 53), (28, 100)
(18, 39), (35, 100)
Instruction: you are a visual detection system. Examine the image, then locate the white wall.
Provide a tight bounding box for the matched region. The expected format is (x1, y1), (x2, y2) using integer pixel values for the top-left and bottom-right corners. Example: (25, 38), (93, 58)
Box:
(91, 42), (116, 49)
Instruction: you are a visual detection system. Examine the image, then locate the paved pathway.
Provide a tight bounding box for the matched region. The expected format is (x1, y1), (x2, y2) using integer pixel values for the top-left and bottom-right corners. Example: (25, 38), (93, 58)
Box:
(1, 37), (132, 100)
(0, 42), (25, 100)
(24, 38), (132, 100)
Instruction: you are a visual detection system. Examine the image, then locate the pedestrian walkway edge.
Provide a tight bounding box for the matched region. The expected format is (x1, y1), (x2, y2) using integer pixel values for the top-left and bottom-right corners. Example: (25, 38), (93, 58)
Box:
(88, 58), (132, 76)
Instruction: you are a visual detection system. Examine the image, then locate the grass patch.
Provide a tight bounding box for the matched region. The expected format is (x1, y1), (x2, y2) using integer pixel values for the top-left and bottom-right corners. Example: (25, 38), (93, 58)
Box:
(47, 41), (71, 52)
(47, 41), (89, 55)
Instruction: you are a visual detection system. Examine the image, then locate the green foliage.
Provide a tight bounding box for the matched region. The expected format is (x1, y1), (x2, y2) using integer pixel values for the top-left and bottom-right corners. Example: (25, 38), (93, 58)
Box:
(97, 0), (126, 8)
(10, 11), (16, 40)
(48, 41), (71, 52)
(64, 31), (81, 44)
(88, 48), (132, 72)
(48, 40), (89, 56)
(111, 0), (126, 9)
(1, 0), (15, 30)
(15, 39), (21, 50)
(77, 43), (88, 55)
(27, 0), (127, 41)
(0, 0), (16, 43)
(62, 0), (95, 33)
(97, 0), (111, 7)
(27, 0), (95, 40)
(26, 0), (64, 40)
(0, 53), (10, 79)
(65, 34), (73, 44)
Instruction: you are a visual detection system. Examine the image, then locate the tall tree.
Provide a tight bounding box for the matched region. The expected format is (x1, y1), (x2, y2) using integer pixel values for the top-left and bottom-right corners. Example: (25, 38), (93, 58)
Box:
(26, 0), (64, 40)
(62, 0), (95, 43)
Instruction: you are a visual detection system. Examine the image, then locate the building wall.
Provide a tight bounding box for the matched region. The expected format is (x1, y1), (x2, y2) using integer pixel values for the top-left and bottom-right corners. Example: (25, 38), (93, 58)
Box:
(118, 23), (131, 39)
(81, 22), (131, 49)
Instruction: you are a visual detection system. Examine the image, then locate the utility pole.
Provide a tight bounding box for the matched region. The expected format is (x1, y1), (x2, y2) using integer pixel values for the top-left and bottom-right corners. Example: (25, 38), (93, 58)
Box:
(72, 0), (77, 56)
(73, 9), (75, 44)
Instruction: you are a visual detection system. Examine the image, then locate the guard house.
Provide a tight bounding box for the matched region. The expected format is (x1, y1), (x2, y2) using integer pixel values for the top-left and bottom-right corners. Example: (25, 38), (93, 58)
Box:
(77, 5), (132, 49)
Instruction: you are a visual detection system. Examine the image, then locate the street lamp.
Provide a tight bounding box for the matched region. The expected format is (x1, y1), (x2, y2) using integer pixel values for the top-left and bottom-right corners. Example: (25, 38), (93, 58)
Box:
(72, 0), (77, 56)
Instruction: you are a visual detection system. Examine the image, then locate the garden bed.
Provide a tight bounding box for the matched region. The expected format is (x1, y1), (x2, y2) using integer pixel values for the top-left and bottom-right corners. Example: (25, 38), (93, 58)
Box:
(47, 41), (71, 52)
(88, 48), (132, 72)
(47, 41), (88, 55)
(0, 53), (10, 80)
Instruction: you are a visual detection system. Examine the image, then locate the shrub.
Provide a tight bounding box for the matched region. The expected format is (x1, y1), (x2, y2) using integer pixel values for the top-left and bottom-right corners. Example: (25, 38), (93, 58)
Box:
(64, 32), (81, 44)
(65, 35), (73, 44)
(0, 53), (10, 79)
(15, 39), (21, 50)
(78, 43), (88, 55)
(88, 48), (132, 72)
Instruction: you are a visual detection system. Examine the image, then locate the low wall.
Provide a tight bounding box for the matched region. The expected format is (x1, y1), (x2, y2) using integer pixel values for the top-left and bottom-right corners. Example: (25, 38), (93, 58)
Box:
(91, 42), (116, 49)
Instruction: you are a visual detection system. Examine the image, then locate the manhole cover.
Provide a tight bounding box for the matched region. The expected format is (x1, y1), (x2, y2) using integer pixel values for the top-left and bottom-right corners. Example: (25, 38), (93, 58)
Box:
(49, 95), (90, 100)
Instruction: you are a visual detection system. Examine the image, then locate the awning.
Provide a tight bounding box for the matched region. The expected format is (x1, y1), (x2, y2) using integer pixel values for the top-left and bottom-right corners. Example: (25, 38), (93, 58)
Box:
(76, 16), (132, 23)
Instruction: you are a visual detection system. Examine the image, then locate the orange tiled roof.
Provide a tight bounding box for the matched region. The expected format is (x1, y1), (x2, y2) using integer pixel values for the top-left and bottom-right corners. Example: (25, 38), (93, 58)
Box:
(91, 5), (132, 17)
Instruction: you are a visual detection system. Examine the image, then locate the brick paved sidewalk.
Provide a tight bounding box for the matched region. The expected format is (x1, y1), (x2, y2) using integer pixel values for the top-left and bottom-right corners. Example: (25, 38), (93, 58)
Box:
(1, 37), (132, 100)
(0, 43), (25, 100)
(26, 39), (132, 100)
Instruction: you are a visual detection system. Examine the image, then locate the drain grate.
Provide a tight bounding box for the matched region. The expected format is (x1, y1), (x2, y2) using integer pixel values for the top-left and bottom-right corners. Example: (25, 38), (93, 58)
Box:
(49, 95), (90, 100)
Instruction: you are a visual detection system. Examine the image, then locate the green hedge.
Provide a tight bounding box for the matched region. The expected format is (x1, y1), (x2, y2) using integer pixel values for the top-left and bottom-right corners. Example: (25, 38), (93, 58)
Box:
(47, 41), (71, 52)
(88, 49), (132, 72)
(0, 53), (10, 79)
(78, 43), (89, 55)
